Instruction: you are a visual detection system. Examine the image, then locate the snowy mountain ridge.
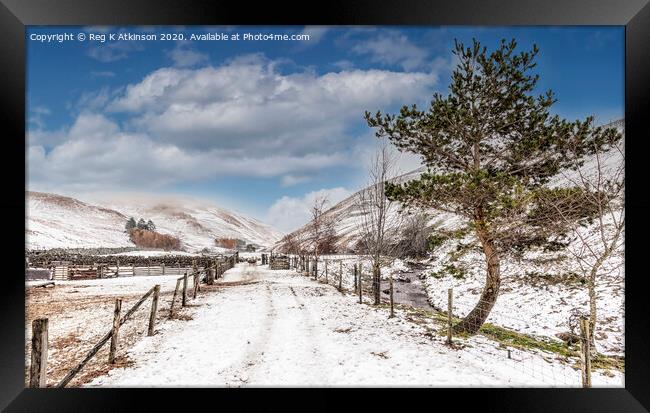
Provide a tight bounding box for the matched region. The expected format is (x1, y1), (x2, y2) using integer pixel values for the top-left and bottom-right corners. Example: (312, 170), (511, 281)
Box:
(26, 191), (283, 251)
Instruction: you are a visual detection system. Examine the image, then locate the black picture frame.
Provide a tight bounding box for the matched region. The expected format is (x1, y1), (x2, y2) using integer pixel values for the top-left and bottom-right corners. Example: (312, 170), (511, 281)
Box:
(1, 0), (648, 411)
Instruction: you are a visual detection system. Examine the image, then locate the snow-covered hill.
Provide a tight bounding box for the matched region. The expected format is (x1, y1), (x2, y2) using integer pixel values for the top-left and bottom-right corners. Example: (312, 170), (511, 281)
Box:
(26, 192), (283, 251)
(277, 119), (625, 253)
(275, 120), (625, 356)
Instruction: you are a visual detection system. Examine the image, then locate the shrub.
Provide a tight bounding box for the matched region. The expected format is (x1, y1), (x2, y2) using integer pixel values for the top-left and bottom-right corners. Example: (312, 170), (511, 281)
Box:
(215, 238), (238, 249)
(128, 229), (181, 250)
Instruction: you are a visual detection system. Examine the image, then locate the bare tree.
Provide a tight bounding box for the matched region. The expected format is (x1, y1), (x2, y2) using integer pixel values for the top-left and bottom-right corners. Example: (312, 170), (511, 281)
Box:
(396, 212), (433, 258)
(307, 195), (332, 273)
(279, 232), (301, 255)
(539, 135), (624, 352)
(356, 143), (403, 305)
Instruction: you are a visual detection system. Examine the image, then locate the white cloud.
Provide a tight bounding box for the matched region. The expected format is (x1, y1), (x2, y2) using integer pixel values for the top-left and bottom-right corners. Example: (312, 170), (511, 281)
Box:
(28, 106), (51, 129)
(350, 30), (429, 71)
(27, 113), (350, 192)
(87, 40), (145, 62)
(91, 71), (116, 78)
(298, 26), (329, 45)
(108, 54), (438, 157)
(281, 174), (312, 187)
(166, 42), (209, 67)
(30, 54), (440, 196)
(266, 187), (352, 232)
(332, 60), (355, 70)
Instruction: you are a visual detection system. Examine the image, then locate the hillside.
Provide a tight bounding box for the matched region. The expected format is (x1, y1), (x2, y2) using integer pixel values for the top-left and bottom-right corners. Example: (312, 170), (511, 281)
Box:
(276, 119), (625, 253)
(274, 120), (625, 356)
(26, 192), (283, 251)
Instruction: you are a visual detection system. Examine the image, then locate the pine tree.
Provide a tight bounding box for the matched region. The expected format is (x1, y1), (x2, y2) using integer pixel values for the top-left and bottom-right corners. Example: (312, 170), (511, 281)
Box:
(146, 219), (156, 231)
(137, 218), (147, 230)
(365, 38), (622, 334)
(125, 217), (137, 231)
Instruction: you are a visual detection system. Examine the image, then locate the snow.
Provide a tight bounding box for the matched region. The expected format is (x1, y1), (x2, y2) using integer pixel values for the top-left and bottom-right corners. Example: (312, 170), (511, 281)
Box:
(275, 127), (625, 358)
(421, 216), (624, 357)
(86, 263), (622, 387)
(26, 191), (283, 252)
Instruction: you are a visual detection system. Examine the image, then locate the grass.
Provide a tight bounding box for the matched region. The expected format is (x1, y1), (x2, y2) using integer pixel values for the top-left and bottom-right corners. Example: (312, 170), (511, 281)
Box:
(373, 301), (624, 373)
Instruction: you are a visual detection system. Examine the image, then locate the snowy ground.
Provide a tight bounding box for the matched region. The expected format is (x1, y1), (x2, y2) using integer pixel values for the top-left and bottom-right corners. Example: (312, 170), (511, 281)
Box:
(292, 253), (624, 358)
(87, 263), (622, 387)
(25, 274), (186, 386)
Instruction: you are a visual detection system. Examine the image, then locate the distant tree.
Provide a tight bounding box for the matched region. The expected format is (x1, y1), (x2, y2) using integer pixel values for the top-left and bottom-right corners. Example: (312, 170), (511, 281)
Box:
(316, 219), (339, 254)
(396, 212), (432, 258)
(146, 219), (156, 231)
(215, 238), (238, 249)
(137, 218), (147, 230)
(355, 142), (403, 305)
(246, 244), (257, 252)
(125, 217), (137, 231)
(365, 38), (622, 333)
(307, 195), (332, 271)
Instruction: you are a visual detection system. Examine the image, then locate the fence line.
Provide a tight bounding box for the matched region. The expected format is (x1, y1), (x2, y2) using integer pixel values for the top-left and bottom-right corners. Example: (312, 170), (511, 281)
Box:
(282, 253), (596, 387)
(29, 253), (238, 388)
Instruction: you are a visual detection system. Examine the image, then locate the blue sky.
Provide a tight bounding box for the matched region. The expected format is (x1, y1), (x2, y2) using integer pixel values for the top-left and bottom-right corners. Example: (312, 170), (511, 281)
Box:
(26, 26), (624, 232)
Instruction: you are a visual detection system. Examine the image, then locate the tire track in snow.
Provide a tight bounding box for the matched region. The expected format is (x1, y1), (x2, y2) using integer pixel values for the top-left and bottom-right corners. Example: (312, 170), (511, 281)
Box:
(218, 266), (277, 387)
(243, 281), (328, 385)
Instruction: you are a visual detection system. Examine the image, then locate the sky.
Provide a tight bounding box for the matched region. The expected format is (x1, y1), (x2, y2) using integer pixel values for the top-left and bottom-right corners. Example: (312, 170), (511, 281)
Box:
(26, 26), (624, 232)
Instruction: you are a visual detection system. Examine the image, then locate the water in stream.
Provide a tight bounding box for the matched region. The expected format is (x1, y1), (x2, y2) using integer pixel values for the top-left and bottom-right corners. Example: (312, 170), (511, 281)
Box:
(382, 270), (436, 311)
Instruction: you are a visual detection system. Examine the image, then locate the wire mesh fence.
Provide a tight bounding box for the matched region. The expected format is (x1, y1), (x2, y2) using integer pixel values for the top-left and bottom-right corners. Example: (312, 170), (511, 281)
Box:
(281, 253), (604, 387)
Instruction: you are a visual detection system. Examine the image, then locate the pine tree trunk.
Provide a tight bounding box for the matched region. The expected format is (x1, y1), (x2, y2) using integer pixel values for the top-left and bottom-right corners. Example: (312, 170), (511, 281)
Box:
(453, 223), (500, 334)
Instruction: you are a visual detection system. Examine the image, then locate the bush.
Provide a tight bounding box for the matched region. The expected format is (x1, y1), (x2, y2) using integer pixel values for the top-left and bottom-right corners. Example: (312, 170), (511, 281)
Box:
(128, 229), (181, 250)
(215, 238), (238, 249)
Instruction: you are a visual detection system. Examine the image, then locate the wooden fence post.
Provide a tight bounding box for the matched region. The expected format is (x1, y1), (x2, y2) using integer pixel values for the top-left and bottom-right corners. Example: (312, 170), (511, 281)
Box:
(324, 259), (328, 283)
(358, 263), (363, 304)
(580, 317), (592, 388)
(389, 276), (394, 318)
(339, 261), (343, 291)
(132, 264), (135, 276)
(116, 260), (119, 277)
(29, 318), (48, 388)
(170, 278), (181, 318)
(109, 299), (122, 363)
(162, 262), (165, 275)
(148, 285), (160, 336)
(207, 268), (215, 285)
(447, 288), (453, 345)
(182, 272), (188, 307)
(354, 264), (358, 293)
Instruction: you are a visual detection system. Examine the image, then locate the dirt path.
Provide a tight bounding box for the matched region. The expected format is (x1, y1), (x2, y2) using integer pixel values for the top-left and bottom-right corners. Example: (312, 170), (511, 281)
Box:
(86, 262), (617, 387)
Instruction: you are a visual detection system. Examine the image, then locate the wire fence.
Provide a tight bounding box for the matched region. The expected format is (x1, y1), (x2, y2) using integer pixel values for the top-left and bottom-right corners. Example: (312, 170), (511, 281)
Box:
(279, 253), (603, 387)
(26, 253), (237, 388)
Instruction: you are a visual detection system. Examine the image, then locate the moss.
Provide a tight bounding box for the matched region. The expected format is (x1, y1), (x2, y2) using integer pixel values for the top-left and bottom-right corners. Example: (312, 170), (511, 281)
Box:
(478, 322), (578, 358)
(429, 263), (467, 280)
(395, 304), (624, 373)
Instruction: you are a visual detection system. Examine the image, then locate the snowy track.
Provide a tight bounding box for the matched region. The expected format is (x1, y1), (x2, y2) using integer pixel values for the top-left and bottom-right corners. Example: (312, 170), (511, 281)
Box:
(87, 263), (621, 387)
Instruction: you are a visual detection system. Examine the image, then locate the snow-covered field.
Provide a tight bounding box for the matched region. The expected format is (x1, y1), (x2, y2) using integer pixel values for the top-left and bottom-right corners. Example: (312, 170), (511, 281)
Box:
(25, 274), (187, 386)
(85, 263), (622, 387)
